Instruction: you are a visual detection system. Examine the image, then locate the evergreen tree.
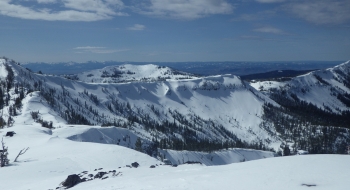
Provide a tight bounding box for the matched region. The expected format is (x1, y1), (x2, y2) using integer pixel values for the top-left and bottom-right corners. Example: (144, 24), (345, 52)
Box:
(0, 88), (4, 109)
(283, 145), (291, 156)
(135, 137), (143, 152)
(0, 138), (9, 167)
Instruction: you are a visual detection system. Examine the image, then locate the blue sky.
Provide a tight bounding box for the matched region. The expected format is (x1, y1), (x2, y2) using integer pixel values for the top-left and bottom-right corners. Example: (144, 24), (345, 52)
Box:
(0, 0), (349, 63)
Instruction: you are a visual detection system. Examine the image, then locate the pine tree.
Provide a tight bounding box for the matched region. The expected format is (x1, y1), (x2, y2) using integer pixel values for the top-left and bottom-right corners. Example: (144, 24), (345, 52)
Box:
(0, 138), (9, 167)
(283, 145), (291, 156)
(135, 137), (143, 152)
(0, 88), (4, 109)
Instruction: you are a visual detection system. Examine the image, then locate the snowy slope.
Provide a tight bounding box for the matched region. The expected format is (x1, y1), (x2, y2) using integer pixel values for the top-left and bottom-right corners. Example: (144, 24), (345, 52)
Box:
(158, 148), (274, 166)
(0, 59), (8, 79)
(69, 155), (350, 190)
(1, 119), (348, 190)
(68, 64), (200, 83)
(0, 125), (160, 190)
(54, 125), (153, 150)
(251, 60), (350, 113)
(0, 93), (159, 190)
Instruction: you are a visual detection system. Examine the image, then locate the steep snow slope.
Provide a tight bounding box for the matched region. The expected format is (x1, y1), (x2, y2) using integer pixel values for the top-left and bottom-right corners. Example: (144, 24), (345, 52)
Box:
(0, 59), (8, 79)
(68, 64), (200, 83)
(252, 60), (350, 113)
(158, 148), (274, 166)
(2, 59), (281, 150)
(54, 125), (153, 150)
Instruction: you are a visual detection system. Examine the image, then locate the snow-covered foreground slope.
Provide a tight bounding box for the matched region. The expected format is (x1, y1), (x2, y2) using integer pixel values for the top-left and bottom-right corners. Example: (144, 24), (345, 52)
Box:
(0, 124), (160, 190)
(69, 155), (350, 190)
(1, 123), (349, 190)
(69, 64), (200, 83)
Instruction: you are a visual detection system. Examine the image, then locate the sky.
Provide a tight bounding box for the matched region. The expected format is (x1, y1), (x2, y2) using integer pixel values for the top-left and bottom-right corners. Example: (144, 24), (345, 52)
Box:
(0, 0), (349, 63)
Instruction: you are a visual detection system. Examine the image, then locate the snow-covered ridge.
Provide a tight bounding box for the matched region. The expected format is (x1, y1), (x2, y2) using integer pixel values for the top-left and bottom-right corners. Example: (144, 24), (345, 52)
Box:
(252, 60), (350, 113)
(2, 58), (279, 149)
(67, 64), (200, 83)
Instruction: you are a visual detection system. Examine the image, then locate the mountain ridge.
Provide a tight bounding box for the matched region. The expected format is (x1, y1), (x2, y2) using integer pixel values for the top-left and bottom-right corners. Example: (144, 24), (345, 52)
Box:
(1, 57), (350, 154)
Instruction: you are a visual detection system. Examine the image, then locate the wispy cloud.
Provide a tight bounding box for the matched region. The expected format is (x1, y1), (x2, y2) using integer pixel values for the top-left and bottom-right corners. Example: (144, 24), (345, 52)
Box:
(135, 0), (234, 20)
(127, 24), (146, 31)
(253, 26), (286, 35)
(74, 46), (130, 54)
(255, 0), (285, 3)
(239, 35), (274, 41)
(283, 0), (350, 25)
(0, 0), (127, 21)
(232, 10), (276, 22)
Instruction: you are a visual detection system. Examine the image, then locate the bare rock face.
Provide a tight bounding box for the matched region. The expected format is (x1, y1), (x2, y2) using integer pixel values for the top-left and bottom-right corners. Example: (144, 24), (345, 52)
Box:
(94, 172), (107, 179)
(131, 162), (139, 168)
(62, 174), (81, 188)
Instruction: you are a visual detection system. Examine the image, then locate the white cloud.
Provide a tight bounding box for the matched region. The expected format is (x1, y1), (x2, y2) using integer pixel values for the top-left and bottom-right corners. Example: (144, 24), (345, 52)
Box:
(74, 46), (130, 54)
(127, 24), (146, 31)
(0, 0), (127, 21)
(284, 0), (350, 25)
(74, 46), (106, 50)
(254, 26), (285, 34)
(136, 0), (234, 20)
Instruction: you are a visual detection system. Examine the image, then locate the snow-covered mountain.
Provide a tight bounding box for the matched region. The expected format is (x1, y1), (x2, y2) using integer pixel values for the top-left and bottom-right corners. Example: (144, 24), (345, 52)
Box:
(249, 61), (350, 153)
(0, 57), (283, 152)
(1, 57), (350, 155)
(64, 64), (200, 83)
(251, 60), (350, 114)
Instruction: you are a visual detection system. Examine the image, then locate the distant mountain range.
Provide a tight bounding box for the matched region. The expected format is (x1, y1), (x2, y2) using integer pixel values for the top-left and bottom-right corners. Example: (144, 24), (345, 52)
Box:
(240, 70), (315, 81)
(22, 61), (343, 76)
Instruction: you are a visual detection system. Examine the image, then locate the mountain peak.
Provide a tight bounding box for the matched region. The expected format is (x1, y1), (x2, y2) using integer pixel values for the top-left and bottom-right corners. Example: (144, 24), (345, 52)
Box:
(66, 64), (201, 83)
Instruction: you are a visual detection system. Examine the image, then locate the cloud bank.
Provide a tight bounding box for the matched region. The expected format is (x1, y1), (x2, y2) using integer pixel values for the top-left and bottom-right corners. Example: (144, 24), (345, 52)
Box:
(0, 0), (126, 21)
(0, 0), (349, 25)
(284, 0), (350, 25)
